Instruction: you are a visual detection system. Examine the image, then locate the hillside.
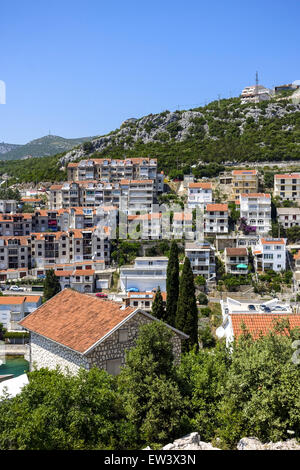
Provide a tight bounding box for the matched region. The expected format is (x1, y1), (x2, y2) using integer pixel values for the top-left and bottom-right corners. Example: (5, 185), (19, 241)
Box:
(0, 135), (94, 161)
(0, 142), (20, 154)
(1, 96), (300, 183)
(60, 97), (300, 174)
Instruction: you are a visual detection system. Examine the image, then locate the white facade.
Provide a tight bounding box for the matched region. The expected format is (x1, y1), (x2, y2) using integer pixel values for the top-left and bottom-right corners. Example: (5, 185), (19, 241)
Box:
(185, 242), (216, 281)
(239, 193), (271, 234)
(0, 296), (42, 331)
(274, 174), (300, 201)
(277, 207), (300, 228)
(253, 238), (286, 272)
(120, 257), (168, 292)
(188, 183), (212, 209)
(204, 204), (228, 234)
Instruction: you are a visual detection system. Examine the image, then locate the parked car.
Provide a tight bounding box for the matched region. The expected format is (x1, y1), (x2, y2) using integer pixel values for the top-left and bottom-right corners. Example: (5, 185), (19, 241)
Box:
(95, 293), (108, 298)
(271, 305), (288, 312)
(248, 304), (256, 311)
(261, 305), (271, 313)
(10, 285), (24, 291)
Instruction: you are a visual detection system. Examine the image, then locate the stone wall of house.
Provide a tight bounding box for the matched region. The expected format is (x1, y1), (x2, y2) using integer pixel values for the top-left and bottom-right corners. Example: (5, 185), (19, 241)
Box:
(86, 312), (183, 371)
(30, 332), (89, 374)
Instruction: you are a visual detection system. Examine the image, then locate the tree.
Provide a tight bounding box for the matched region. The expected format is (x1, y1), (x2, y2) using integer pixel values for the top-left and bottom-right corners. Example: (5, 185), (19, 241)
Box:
(151, 287), (166, 321)
(165, 241), (179, 326)
(175, 257), (199, 352)
(118, 322), (187, 445)
(0, 367), (135, 450)
(43, 269), (61, 301)
(197, 292), (208, 305)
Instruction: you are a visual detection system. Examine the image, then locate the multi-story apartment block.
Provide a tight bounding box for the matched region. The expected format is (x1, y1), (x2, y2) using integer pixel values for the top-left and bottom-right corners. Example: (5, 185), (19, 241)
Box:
(0, 213), (32, 236)
(277, 207), (300, 228)
(239, 193), (271, 234)
(126, 290), (167, 312)
(54, 268), (96, 293)
(172, 211), (193, 239)
(231, 170), (258, 201)
(0, 295), (42, 331)
(0, 200), (18, 214)
(30, 228), (110, 269)
(224, 247), (248, 275)
(185, 242), (216, 281)
(49, 180), (154, 213)
(0, 236), (31, 270)
(127, 213), (162, 240)
(204, 204), (228, 234)
(187, 182), (213, 209)
(240, 85), (272, 104)
(67, 158), (164, 193)
(120, 257), (168, 292)
(274, 173), (300, 201)
(253, 238), (286, 272)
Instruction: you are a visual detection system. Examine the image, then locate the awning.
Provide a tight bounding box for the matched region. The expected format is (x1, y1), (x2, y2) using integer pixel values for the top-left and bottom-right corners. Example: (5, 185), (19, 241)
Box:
(236, 264), (248, 269)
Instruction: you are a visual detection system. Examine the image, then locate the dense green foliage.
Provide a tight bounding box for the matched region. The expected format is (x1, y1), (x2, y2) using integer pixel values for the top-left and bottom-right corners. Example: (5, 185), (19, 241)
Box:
(175, 257), (199, 352)
(1, 321), (299, 450)
(151, 287), (166, 321)
(43, 269), (61, 301)
(1, 98), (300, 184)
(166, 241), (179, 326)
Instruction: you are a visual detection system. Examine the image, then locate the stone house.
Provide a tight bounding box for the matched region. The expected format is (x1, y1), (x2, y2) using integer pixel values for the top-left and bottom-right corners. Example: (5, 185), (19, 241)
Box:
(20, 289), (188, 375)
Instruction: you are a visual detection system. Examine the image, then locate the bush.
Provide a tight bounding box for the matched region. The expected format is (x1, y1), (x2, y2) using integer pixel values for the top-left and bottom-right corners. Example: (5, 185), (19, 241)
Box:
(197, 293), (208, 305)
(200, 307), (211, 317)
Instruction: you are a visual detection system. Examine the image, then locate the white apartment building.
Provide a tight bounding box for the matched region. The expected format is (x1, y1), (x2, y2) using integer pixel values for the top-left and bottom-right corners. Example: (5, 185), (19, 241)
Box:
(253, 238), (286, 272)
(126, 290), (167, 312)
(277, 207), (300, 228)
(187, 182), (212, 209)
(0, 200), (18, 214)
(239, 193), (271, 234)
(274, 174), (300, 201)
(120, 257), (168, 292)
(30, 228), (110, 269)
(67, 158), (164, 193)
(204, 204), (228, 234)
(0, 295), (42, 331)
(54, 268), (96, 293)
(224, 247), (248, 275)
(185, 242), (216, 281)
(127, 213), (162, 240)
(0, 236), (30, 270)
(240, 85), (272, 104)
(172, 211), (193, 239)
(49, 180), (154, 213)
(0, 213), (32, 236)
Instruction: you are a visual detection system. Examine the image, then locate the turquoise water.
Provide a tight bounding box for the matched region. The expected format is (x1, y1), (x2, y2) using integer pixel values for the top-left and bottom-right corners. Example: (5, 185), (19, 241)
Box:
(0, 356), (29, 378)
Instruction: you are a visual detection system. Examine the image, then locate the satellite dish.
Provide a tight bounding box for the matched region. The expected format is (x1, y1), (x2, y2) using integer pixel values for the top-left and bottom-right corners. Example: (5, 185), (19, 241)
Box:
(216, 326), (225, 339)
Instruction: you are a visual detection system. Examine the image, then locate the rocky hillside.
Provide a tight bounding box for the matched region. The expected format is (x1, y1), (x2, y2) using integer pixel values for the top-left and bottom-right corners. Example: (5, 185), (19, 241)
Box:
(0, 135), (93, 161)
(0, 142), (20, 154)
(60, 97), (300, 173)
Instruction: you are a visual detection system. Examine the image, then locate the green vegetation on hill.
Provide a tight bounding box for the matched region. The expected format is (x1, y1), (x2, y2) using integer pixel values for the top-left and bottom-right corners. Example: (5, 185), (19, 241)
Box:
(1, 97), (300, 184)
(0, 135), (93, 161)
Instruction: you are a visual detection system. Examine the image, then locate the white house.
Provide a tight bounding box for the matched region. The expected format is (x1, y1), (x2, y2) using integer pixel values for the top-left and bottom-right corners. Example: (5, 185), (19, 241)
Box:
(204, 203), (228, 234)
(277, 207), (300, 228)
(0, 295), (42, 331)
(187, 182), (212, 209)
(239, 193), (271, 234)
(253, 238), (286, 272)
(185, 242), (216, 281)
(120, 257), (168, 292)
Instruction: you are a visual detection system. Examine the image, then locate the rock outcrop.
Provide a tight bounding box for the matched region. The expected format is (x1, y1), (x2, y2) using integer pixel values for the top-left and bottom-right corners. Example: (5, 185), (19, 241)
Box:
(143, 433), (300, 450)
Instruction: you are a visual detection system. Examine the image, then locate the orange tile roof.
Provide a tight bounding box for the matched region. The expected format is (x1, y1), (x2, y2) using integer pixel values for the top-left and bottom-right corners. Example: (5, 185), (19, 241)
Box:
(189, 182), (212, 189)
(73, 269), (95, 276)
(241, 193), (271, 198)
(54, 270), (72, 277)
(120, 179), (153, 185)
(275, 174), (300, 179)
(231, 314), (300, 340)
(20, 289), (136, 353)
(232, 170), (258, 176)
(225, 247), (248, 256)
(294, 250), (300, 260)
(0, 295), (41, 305)
(261, 238), (285, 245)
(206, 203), (228, 211)
(21, 198), (41, 203)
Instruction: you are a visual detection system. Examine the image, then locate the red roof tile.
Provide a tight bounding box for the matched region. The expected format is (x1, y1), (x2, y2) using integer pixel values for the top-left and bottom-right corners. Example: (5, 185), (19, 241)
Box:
(231, 314), (300, 340)
(20, 289), (136, 353)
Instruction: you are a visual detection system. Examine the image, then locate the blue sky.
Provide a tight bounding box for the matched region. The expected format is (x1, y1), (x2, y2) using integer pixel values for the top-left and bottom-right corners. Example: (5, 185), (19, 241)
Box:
(1, 0), (299, 144)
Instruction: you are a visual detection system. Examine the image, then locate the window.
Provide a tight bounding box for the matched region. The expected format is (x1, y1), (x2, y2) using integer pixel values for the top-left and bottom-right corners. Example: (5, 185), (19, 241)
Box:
(106, 358), (122, 376)
(119, 329), (129, 342)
